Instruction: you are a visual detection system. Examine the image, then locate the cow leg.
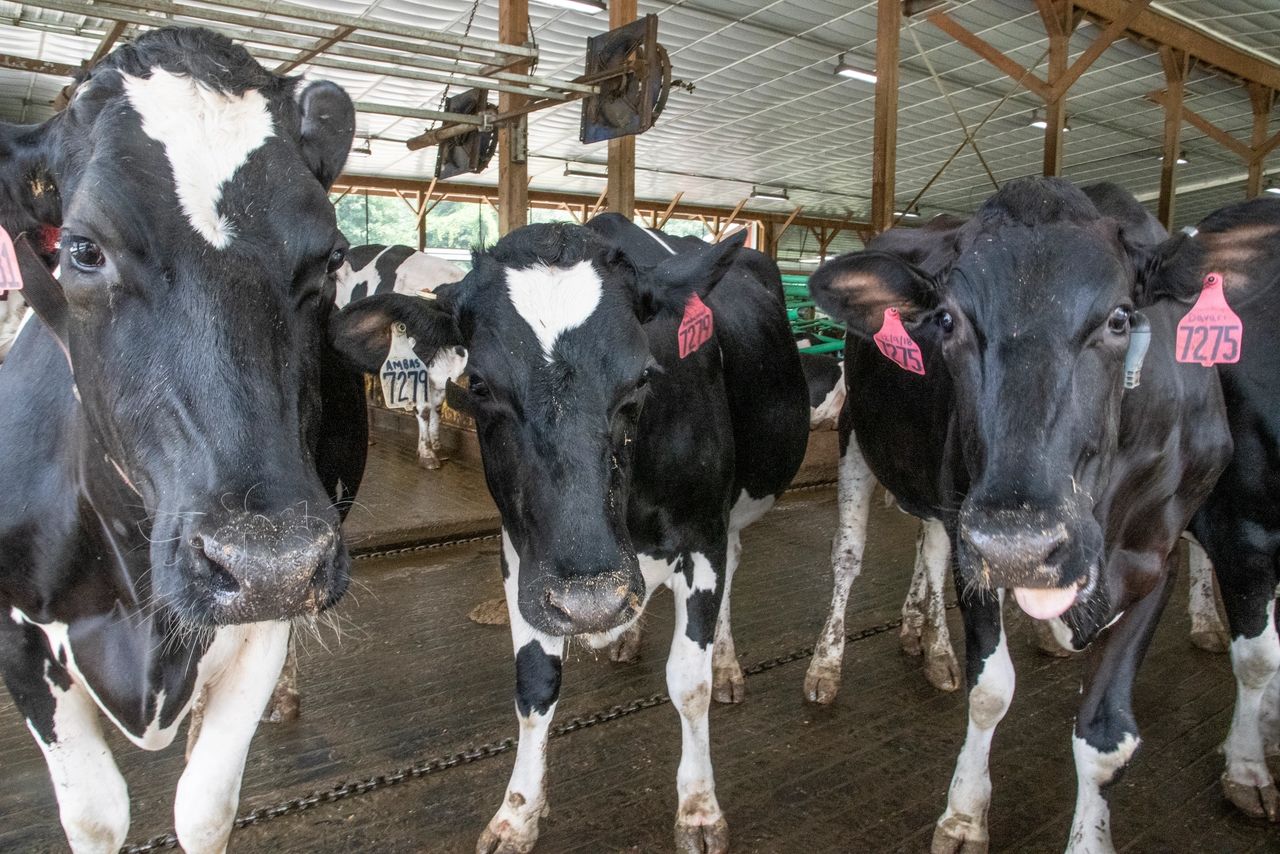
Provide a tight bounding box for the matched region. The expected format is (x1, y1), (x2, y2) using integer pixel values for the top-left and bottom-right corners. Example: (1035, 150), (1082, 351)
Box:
(479, 535), (564, 854)
(175, 621), (289, 853)
(901, 522), (929, 656)
(1067, 566), (1176, 853)
(933, 589), (1009, 854)
(609, 620), (644, 664)
(711, 529), (745, 704)
(261, 636), (300, 723)
(670, 551), (729, 854)
(6, 641), (130, 854)
(1187, 539), (1230, 653)
(428, 379), (445, 452)
(416, 400), (441, 470)
(919, 518), (961, 692)
(1217, 560), (1280, 821)
(805, 437), (876, 704)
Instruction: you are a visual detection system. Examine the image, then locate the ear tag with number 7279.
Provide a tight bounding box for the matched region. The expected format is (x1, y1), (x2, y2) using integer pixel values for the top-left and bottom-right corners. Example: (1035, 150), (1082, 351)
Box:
(873, 307), (925, 375)
(1176, 272), (1242, 366)
(678, 293), (714, 359)
(0, 225), (23, 291)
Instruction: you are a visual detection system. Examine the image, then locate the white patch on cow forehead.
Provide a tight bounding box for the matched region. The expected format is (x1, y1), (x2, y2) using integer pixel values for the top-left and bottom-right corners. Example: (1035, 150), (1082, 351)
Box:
(122, 69), (274, 249)
(505, 259), (603, 362)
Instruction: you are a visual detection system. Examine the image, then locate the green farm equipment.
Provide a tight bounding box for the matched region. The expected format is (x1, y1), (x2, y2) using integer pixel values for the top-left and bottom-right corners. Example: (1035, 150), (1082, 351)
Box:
(782, 273), (844, 355)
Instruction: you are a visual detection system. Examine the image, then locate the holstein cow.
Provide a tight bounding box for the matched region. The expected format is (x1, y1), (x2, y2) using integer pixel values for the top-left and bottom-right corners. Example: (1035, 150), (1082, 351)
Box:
(333, 243), (467, 469)
(1182, 197), (1280, 820)
(799, 350), (846, 430)
(0, 28), (406, 852)
(807, 177), (1230, 853)
(335, 215), (809, 853)
(0, 124), (61, 360)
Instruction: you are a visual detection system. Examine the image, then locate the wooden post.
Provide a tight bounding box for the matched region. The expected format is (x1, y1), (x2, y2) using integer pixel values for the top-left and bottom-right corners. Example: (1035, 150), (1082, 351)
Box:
(416, 190), (427, 250)
(497, 0), (529, 236)
(1247, 83), (1275, 198)
(1158, 47), (1188, 230)
(606, 0), (638, 220)
(1038, 1), (1074, 176)
(871, 0), (901, 234)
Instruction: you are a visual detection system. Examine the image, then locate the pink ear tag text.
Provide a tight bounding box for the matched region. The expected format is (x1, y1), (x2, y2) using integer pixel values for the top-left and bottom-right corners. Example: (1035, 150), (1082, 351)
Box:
(1176, 272), (1241, 366)
(873, 307), (925, 375)
(0, 225), (22, 292)
(678, 293), (714, 359)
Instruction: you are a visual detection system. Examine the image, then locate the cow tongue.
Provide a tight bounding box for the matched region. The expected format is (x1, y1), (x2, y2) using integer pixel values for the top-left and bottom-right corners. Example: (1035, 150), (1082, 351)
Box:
(1012, 585), (1078, 620)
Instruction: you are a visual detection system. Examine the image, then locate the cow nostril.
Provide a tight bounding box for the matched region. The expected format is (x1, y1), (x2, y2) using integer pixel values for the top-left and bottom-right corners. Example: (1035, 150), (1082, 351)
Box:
(208, 562), (240, 596)
(188, 535), (204, 551)
(1045, 537), (1070, 568)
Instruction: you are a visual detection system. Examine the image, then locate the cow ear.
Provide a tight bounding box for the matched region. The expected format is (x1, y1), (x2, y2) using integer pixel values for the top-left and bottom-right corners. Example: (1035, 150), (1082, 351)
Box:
(13, 233), (69, 348)
(297, 81), (355, 190)
(632, 229), (746, 322)
(1129, 228), (1204, 307)
(329, 293), (462, 374)
(807, 250), (939, 337)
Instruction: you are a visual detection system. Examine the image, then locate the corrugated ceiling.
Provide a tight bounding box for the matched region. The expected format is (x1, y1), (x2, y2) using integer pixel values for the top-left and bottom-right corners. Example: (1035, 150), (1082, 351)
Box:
(0, 0), (1277, 228)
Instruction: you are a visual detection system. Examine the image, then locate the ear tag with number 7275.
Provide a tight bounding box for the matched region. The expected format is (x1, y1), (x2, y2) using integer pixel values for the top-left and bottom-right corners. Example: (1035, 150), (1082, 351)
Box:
(1176, 272), (1242, 366)
(873, 307), (925, 375)
(0, 225), (23, 291)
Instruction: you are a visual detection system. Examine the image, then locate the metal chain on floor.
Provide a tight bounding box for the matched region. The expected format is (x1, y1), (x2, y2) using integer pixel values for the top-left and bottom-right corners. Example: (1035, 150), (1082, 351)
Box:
(120, 479), (848, 853)
(119, 611), (922, 852)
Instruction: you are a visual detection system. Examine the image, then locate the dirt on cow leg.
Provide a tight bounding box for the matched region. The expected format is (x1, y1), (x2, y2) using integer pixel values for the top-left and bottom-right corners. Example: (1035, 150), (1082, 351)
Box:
(609, 622), (643, 664)
(184, 691), (206, 762)
(261, 642), (300, 723)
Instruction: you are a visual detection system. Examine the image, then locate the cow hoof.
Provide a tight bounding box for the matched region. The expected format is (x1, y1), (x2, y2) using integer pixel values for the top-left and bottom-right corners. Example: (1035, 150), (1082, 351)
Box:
(900, 618), (925, 657)
(1032, 621), (1073, 658)
(476, 821), (538, 854)
(712, 662), (745, 704)
(803, 660), (841, 705)
(609, 625), (642, 664)
(261, 690), (300, 724)
(1190, 628), (1231, 654)
(469, 597), (510, 626)
(1221, 775), (1280, 821)
(674, 817), (728, 854)
(931, 814), (989, 854)
(419, 456), (443, 471)
(923, 645), (962, 693)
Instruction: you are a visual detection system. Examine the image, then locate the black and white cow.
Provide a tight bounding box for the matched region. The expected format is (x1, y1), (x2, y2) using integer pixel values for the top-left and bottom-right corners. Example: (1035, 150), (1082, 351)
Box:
(799, 350), (846, 430)
(1181, 197), (1280, 821)
(333, 243), (466, 469)
(807, 177), (1230, 852)
(335, 214), (809, 853)
(0, 28), (414, 852)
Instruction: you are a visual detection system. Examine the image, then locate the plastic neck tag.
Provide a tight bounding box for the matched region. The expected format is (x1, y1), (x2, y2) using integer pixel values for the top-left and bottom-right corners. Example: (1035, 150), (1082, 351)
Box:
(0, 225), (23, 292)
(1175, 272), (1241, 366)
(678, 293), (714, 359)
(873, 307), (925, 375)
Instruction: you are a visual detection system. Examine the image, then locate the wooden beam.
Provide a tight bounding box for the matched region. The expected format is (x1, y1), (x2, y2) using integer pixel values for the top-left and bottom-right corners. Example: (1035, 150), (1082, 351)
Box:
(497, 0), (529, 236)
(654, 191), (684, 230)
(1048, 0), (1149, 101)
(1072, 0), (1280, 92)
(55, 21), (128, 110)
(716, 197), (749, 240)
(1157, 47), (1189, 230)
(1145, 90), (1253, 160)
(927, 12), (1051, 101)
(1247, 84), (1275, 197)
(872, 0), (902, 234)
(605, 0), (638, 219)
(590, 188), (608, 217)
(0, 54), (79, 78)
(275, 25), (355, 75)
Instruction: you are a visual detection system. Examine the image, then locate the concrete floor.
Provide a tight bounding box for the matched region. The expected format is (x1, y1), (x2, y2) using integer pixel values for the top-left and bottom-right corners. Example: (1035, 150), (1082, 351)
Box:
(0, 428), (1274, 853)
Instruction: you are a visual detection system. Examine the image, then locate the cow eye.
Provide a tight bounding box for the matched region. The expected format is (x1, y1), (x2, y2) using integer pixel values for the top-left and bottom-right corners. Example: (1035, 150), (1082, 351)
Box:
(467, 374), (489, 398)
(66, 236), (105, 271)
(326, 246), (347, 274)
(635, 367), (652, 390)
(1107, 306), (1131, 334)
(937, 311), (955, 334)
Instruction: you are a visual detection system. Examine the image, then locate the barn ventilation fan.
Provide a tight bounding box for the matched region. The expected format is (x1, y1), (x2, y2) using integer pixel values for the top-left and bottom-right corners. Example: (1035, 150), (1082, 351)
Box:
(435, 88), (498, 179)
(579, 15), (671, 144)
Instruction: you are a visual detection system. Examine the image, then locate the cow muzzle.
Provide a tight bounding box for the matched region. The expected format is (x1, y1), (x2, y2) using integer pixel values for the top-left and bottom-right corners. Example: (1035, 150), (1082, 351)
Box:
(188, 511), (349, 624)
(958, 507), (1086, 620)
(526, 569), (644, 636)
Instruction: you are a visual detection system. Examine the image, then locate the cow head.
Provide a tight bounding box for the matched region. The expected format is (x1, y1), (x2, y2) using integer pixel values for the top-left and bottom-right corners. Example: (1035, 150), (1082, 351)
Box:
(1, 28), (360, 626)
(333, 222), (744, 635)
(810, 178), (1201, 620)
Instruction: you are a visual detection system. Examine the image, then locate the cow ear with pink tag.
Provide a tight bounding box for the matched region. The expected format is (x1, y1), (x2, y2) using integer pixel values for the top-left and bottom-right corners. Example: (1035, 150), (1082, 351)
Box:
(633, 229), (746, 326)
(808, 249), (938, 376)
(1176, 272), (1242, 366)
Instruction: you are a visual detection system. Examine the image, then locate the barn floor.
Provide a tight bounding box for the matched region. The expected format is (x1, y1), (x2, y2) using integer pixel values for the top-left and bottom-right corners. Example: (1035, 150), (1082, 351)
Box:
(1, 428), (1275, 853)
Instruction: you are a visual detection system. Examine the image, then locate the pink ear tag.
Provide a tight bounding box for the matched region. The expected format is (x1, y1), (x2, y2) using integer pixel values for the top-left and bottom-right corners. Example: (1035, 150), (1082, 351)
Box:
(678, 293), (714, 359)
(1176, 273), (1241, 366)
(873, 307), (925, 375)
(0, 225), (22, 292)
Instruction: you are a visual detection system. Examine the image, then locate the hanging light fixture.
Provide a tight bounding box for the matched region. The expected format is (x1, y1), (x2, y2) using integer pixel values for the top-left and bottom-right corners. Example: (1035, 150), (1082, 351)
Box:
(535, 0), (606, 13)
(751, 186), (790, 202)
(834, 54), (877, 84)
(1265, 177), (1280, 195)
